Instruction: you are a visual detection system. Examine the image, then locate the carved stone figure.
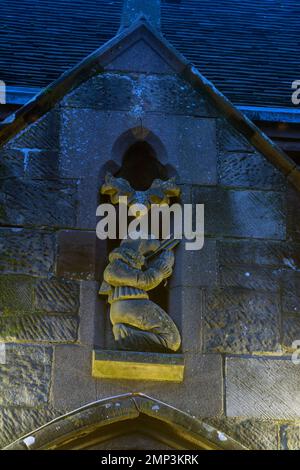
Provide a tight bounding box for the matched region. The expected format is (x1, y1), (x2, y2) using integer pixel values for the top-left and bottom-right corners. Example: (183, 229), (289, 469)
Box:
(99, 174), (181, 353)
(101, 173), (180, 208)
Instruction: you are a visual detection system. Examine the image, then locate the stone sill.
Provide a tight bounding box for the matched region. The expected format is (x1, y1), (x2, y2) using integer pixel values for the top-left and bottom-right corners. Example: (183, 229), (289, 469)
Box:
(92, 349), (185, 382)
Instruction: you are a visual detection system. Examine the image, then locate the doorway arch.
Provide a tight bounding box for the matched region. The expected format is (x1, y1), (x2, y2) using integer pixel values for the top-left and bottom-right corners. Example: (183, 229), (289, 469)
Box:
(4, 393), (246, 450)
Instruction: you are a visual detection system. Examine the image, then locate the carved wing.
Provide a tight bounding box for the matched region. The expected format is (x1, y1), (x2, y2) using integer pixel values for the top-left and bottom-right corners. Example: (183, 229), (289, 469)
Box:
(148, 177), (180, 205)
(101, 173), (134, 205)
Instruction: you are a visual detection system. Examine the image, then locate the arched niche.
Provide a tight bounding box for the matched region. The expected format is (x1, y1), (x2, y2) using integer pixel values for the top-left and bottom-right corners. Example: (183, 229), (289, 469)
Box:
(96, 128), (180, 351)
(98, 127), (177, 184)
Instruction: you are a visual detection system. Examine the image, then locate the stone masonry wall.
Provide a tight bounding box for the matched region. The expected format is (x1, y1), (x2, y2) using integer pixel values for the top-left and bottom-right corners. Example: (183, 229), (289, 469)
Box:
(0, 51), (299, 449)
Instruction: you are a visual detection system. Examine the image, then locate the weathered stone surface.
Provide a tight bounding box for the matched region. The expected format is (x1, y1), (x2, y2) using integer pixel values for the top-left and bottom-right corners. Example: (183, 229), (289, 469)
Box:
(193, 187), (286, 240)
(62, 73), (133, 111)
(94, 353), (223, 419)
(170, 239), (217, 288)
(218, 151), (285, 190)
(218, 239), (300, 270)
(0, 178), (77, 227)
(282, 272), (300, 314)
(56, 230), (98, 280)
(0, 344), (52, 407)
(287, 185), (300, 242)
(35, 278), (80, 313)
(207, 417), (278, 450)
(226, 357), (300, 419)
(7, 110), (60, 150)
(52, 344), (97, 410)
(0, 275), (35, 314)
(204, 288), (281, 353)
(0, 315), (78, 343)
(282, 317), (300, 352)
(0, 228), (55, 276)
(76, 176), (99, 230)
(62, 73), (216, 117)
(60, 109), (217, 185)
(25, 150), (60, 179)
(0, 405), (64, 449)
(218, 120), (252, 152)
(167, 116), (217, 185)
(169, 287), (202, 353)
(107, 40), (174, 74)
(220, 266), (280, 292)
(0, 149), (24, 179)
(79, 281), (104, 347)
(280, 424), (300, 450)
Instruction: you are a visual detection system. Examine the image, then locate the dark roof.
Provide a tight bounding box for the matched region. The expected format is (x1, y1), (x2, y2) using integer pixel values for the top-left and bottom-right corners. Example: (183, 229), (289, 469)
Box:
(0, 0), (299, 107)
(1, 20), (299, 192)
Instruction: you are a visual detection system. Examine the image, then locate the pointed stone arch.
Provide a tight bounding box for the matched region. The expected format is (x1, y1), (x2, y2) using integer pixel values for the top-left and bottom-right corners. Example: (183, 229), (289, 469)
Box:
(4, 393), (246, 450)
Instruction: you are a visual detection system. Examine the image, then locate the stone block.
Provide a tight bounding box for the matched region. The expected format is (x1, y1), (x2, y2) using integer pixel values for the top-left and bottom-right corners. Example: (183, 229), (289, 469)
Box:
(76, 176), (99, 230)
(203, 287), (281, 354)
(282, 272), (300, 314)
(35, 278), (80, 313)
(79, 281), (104, 347)
(7, 109), (60, 150)
(0, 406), (64, 449)
(218, 239), (300, 270)
(287, 185), (300, 242)
(107, 39), (175, 74)
(207, 417), (278, 450)
(51, 344), (97, 410)
(220, 265), (280, 292)
(0, 178), (77, 228)
(60, 109), (217, 186)
(62, 73), (134, 111)
(140, 74), (217, 117)
(169, 287), (203, 353)
(60, 108), (121, 179)
(280, 424), (300, 450)
(0, 275), (35, 314)
(166, 116), (216, 185)
(62, 73), (216, 118)
(0, 228), (55, 276)
(193, 187), (286, 240)
(25, 150), (60, 179)
(282, 317), (300, 352)
(218, 151), (285, 190)
(0, 344), (52, 407)
(56, 230), (99, 280)
(92, 350), (184, 382)
(94, 353), (223, 419)
(170, 239), (217, 288)
(0, 148), (24, 179)
(0, 315), (78, 343)
(218, 120), (252, 152)
(226, 357), (300, 419)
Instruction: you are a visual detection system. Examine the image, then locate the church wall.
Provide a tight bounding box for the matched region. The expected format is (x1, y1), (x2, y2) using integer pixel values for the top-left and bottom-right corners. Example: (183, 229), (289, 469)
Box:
(0, 44), (299, 449)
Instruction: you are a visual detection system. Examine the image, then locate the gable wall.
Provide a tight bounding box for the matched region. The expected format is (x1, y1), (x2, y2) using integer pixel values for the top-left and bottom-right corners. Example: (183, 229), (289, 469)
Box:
(0, 40), (299, 450)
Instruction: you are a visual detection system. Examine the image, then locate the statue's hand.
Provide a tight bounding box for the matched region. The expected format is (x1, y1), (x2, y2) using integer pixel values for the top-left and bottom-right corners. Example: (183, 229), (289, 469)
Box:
(151, 250), (175, 279)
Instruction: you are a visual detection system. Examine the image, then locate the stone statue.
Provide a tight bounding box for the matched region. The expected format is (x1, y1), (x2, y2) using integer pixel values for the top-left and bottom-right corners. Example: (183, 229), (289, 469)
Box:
(99, 174), (181, 353)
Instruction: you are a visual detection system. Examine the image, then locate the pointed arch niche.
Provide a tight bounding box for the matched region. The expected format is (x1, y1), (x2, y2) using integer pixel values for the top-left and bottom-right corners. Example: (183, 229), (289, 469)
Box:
(94, 128), (184, 382)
